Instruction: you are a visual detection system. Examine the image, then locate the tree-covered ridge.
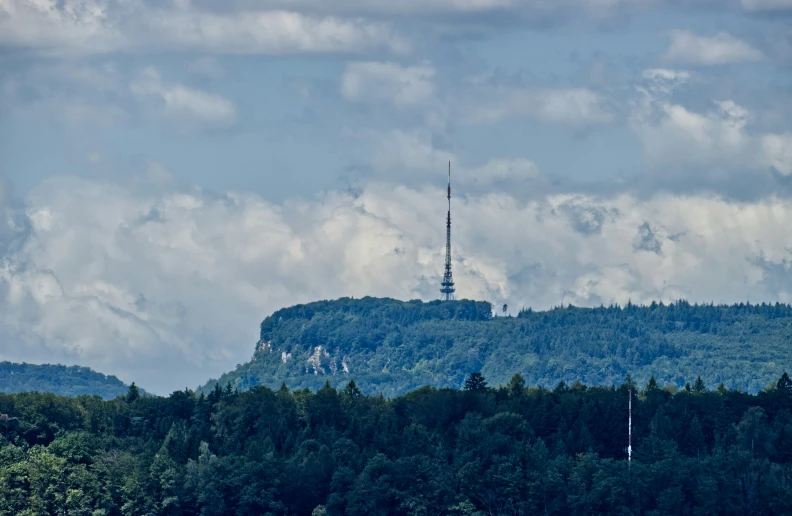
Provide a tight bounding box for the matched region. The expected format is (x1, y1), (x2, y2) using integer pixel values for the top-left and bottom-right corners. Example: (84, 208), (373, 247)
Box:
(0, 361), (130, 399)
(204, 297), (792, 396)
(263, 297), (494, 327)
(1, 374), (792, 515)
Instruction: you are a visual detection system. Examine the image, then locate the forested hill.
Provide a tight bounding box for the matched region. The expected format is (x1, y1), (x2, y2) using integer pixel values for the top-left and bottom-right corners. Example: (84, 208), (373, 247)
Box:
(203, 297), (792, 396)
(0, 362), (130, 399)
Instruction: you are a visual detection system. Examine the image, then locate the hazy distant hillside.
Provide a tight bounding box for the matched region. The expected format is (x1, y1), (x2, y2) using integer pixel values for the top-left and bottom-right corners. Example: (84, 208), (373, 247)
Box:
(203, 297), (792, 396)
(0, 362), (130, 399)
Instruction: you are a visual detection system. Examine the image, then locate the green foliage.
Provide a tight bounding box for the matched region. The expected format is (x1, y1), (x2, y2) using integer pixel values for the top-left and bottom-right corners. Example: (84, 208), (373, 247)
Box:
(778, 372), (792, 394)
(506, 374), (526, 398)
(463, 372), (487, 391)
(694, 376), (706, 393)
(1, 374), (792, 514)
(126, 383), (140, 403)
(0, 362), (130, 399)
(202, 297), (792, 397)
(343, 380), (362, 400)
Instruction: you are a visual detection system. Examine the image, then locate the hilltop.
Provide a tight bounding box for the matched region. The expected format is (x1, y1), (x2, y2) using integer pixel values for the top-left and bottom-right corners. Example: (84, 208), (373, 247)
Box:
(203, 297), (792, 396)
(0, 361), (131, 399)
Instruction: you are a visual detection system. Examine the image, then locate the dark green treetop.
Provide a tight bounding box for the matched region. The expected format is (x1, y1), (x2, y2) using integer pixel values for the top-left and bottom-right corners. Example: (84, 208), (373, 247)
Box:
(464, 372), (488, 392)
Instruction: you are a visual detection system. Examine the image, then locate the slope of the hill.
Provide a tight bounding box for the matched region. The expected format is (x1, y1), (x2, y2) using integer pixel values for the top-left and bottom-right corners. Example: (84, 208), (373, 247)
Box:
(203, 297), (792, 396)
(0, 361), (130, 399)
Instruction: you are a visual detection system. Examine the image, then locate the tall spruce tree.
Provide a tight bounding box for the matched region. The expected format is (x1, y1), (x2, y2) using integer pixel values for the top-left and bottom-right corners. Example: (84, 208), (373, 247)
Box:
(464, 372), (488, 392)
(777, 372), (792, 394)
(693, 376), (706, 393)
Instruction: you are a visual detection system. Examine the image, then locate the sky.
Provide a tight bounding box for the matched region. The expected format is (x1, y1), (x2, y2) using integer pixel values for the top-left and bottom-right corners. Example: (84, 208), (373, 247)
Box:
(1, 0), (792, 394)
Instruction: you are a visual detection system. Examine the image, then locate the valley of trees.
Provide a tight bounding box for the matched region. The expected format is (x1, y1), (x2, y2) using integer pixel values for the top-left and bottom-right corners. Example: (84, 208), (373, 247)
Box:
(204, 297), (792, 396)
(0, 362), (130, 399)
(1, 374), (792, 514)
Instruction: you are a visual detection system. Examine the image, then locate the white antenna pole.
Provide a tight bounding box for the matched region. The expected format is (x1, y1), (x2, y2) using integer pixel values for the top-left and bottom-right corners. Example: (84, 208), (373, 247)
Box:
(628, 387), (632, 468)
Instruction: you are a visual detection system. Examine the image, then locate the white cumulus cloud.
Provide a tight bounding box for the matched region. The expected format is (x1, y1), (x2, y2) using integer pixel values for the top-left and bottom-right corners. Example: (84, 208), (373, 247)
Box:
(630, 69), (789, 177)
(632, 98), (754, 166)
(359, 129), (543, 189)
(0, 1), (408, 56)
(762, 133), (792, 175)
(641, 68), (691, 96)
(3, 174), (792, 394)
(663, 30), (763, 66)
(130, 68), (238, 128)
(461, 86), (615, 127)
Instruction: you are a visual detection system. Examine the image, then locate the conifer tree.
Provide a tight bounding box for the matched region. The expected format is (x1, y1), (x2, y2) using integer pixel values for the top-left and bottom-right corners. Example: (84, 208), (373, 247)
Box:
(507, 374), (525, 398)
(126, 382), (140, 403)
(644, 376), (659, 394)
(694, 376), (706, 393)
(777, 372), (792, 394)
(464, 372), (488, 391)
(343, 380), (362, 399)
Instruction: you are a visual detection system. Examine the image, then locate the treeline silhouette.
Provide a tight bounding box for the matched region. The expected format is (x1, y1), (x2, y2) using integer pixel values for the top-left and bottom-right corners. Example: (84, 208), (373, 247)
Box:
(1, 372), (792, 515)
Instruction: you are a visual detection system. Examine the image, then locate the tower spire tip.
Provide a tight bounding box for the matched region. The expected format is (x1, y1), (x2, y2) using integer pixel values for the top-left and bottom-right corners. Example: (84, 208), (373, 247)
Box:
(441, 162), (455, 301)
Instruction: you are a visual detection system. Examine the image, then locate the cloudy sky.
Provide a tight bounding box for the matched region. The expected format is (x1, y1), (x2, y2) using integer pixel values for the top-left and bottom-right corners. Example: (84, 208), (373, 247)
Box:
(1, 0), (792, 394)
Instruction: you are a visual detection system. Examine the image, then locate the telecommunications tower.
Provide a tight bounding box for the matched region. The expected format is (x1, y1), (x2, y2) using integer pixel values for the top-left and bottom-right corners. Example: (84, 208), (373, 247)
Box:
(440, 161), (456, 301)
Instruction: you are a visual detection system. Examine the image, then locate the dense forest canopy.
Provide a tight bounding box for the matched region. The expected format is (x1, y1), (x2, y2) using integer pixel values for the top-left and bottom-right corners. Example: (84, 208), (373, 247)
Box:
(203, 297), (792, 396)
(1, 374), (791, 514)
(0, 361), (130, 399)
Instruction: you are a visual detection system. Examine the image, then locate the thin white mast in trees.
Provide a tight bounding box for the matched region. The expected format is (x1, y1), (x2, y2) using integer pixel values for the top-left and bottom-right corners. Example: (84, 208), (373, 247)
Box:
(440, 161), (456, 301)
(628, 387), (633, 468)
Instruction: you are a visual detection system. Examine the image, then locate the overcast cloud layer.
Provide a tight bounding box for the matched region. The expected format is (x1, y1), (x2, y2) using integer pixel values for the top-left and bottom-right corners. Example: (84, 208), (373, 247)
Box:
(4, 176), (792, 393)
(1, 0), (791, 393)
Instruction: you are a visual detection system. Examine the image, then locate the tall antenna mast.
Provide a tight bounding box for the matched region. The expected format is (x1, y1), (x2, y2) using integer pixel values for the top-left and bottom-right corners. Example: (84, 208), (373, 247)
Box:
(440, 161), (455, 301)
(628, 387), (632, 469)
